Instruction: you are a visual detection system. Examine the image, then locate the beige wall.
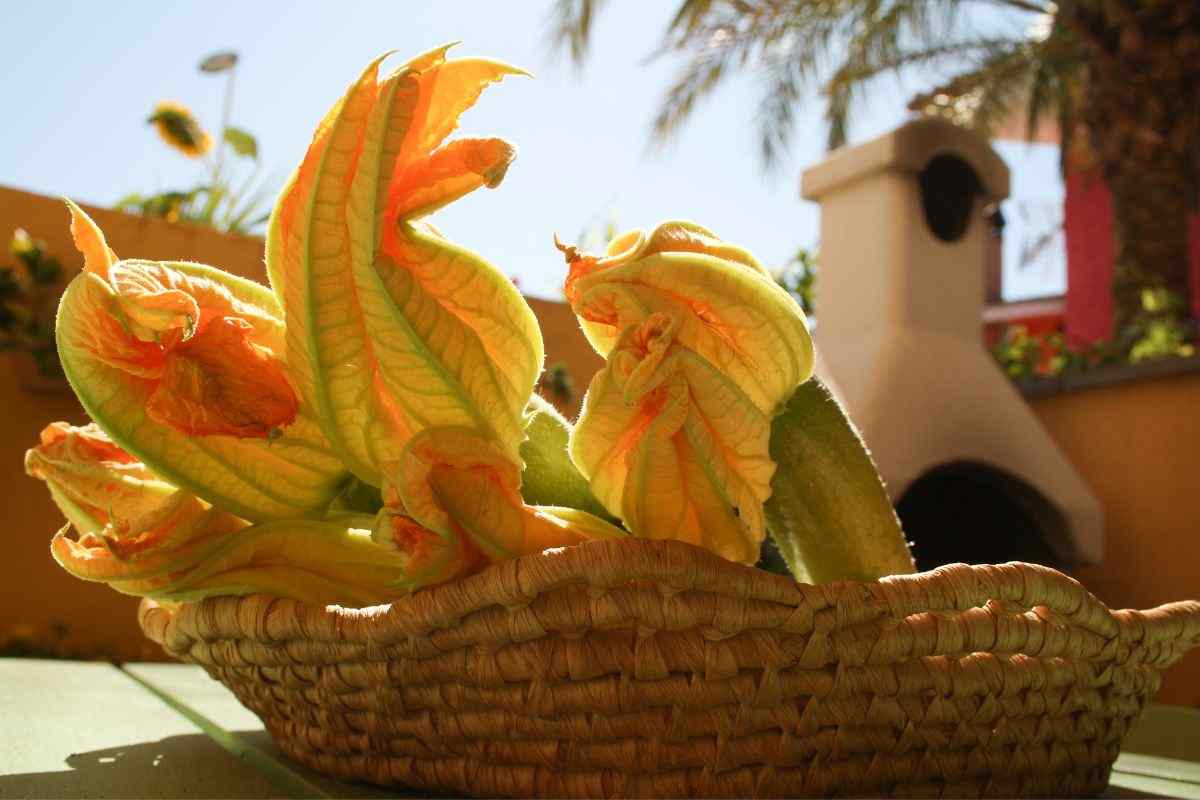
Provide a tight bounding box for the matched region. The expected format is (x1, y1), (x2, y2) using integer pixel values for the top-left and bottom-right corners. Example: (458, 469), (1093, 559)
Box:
(1, 185), (1196, 706)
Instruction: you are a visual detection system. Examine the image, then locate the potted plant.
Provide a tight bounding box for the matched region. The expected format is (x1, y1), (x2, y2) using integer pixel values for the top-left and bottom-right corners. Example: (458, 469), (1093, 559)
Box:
(1, 229), (69, 393)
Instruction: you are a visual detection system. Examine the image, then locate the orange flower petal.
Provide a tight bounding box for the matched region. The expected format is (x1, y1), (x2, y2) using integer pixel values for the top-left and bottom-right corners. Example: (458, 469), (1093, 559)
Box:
(66, 200), (117, 278)
(37, 421), (137, 464)
(374, 510), (485, 589)
(70, 274), (165, 378)
(395, 50), (528, 170)
(109, 261), (201, 340)
(50, 493), (246, 584)
(387, 137), (515, 221)
(26, 422), (176, 536)
(146, 315), (299, 438)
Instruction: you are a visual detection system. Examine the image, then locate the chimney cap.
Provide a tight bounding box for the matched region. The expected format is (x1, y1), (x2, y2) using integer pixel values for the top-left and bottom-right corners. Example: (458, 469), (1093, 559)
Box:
(800, 117), (1010, 203)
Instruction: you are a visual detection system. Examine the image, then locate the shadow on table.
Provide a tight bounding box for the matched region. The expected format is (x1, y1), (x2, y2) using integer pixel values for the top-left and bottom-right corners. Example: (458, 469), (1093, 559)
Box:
(0, 732), (277, 799)
(0, 733), (1186, 800)
(0, 730), (426, 799)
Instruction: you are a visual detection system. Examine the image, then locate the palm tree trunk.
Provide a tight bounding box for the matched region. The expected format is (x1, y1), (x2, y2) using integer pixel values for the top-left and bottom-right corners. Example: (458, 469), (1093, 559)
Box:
(1059, 0), (1200, 336)
(1107, 162), (1194, 335)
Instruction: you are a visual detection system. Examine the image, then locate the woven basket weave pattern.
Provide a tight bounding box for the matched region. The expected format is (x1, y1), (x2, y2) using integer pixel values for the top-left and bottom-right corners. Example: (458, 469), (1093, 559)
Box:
(139, 539), (1200, 798)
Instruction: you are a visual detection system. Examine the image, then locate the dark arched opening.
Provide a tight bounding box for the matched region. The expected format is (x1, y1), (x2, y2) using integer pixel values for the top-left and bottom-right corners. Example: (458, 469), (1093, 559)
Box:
(919, 154), (982, 243)
(896, 460), (1069, 571)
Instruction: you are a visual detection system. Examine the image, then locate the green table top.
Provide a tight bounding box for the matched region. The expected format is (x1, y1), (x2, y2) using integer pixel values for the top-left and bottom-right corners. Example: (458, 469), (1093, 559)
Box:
(1, 658), (1197, 798)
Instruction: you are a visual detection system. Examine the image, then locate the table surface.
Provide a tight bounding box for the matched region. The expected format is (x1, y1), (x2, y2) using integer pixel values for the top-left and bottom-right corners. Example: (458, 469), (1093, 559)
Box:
(2, 658), (1198, 799)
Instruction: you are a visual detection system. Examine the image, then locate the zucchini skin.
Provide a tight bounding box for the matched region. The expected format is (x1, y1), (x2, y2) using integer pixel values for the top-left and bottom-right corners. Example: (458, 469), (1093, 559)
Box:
(765, 376), (915, 584)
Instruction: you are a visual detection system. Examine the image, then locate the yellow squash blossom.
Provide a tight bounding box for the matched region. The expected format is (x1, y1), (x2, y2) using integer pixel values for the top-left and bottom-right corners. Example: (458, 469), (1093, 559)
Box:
(570, 315), (775, 563)
(26, 422), (248, 588)
(53, 508), (419, 608)
(30, 423), (415, 607)
(561, 221), (814, 562)
(391, 426), (625, 564)
(91, 516), (418, 608)
(560, 221), (813, 415)
(148, 101), (212, 158)
(57, 201), (348, 522)
(264, 46), (622, 581)
(26, 422), (177, 537)
(266, 45), (540, 484)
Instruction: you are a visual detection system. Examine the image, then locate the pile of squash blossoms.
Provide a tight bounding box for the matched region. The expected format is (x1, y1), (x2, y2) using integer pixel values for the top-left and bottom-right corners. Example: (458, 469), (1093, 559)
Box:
(27, 46), (912, 608)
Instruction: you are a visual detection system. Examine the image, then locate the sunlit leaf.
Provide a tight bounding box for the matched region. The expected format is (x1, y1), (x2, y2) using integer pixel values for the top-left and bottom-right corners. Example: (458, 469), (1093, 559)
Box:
(223, 126), (258, 159)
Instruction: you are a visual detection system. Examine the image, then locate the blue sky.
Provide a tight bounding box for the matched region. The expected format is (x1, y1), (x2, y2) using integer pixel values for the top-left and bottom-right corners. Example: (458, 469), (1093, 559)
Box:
(1, 1), (1062, 300)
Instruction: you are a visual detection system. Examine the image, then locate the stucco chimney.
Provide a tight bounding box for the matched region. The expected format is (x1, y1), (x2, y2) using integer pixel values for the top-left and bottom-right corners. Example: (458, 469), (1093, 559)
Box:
(802, 117), (1104, 564)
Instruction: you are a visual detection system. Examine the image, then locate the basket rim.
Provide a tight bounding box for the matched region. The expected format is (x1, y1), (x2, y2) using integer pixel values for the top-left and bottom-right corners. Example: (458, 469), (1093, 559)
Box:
(139, 538), (1200, 661)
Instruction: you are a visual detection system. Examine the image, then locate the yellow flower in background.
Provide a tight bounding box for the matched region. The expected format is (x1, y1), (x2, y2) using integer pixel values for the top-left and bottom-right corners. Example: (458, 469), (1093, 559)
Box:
(147, 101), (212, 158)
(9, 228), (35, 259)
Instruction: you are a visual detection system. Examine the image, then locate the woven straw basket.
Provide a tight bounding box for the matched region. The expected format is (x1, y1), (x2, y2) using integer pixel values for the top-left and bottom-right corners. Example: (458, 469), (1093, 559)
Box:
(139, 538), (1200, 798)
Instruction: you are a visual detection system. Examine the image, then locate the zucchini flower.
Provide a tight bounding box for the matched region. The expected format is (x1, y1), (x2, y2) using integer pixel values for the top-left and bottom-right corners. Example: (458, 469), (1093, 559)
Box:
(390, 426), (625, 570)
(55, 512), (418, 608)
(99, 515), (418, 607)
(570, 315), (774, 563)
(560, 221), (813, 415)
(26, 422), (176, 537)
(26, 422), (247, 588)
(560, 222), (814, 563)
(264, 47), (623, 585)
(57, 202), (348, 522)
(561, 222), (915, 581)
(30, 423), (428, 607)
(266, 45), (541, 486)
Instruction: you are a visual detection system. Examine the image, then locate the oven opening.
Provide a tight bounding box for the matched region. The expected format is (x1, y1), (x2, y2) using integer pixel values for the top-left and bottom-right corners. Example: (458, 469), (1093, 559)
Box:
(896, 460), (1072, 571)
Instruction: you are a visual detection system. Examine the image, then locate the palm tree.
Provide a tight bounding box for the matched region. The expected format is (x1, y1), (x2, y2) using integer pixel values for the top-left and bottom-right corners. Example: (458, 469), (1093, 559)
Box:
(1055, 1), (1199, 337)
(548, 0), (1198, 342)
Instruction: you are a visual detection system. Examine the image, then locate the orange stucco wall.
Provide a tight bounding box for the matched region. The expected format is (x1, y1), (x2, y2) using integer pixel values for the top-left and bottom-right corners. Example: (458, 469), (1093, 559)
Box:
(1, 185), (1196, 707)
(1033, 373), (1200, 705)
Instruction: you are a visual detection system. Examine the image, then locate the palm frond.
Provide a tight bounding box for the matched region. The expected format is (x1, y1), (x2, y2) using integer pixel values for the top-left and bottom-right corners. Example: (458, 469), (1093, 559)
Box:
(546, 0), (1079, 166)
(545, 0), (609, 66)
(650, 2), (819, 155)
(905, 22), (1078, 150)
(649, 45), (734, 147)
(666, 0), (726, 39)
(907, 40), (1034, 128)
(824, 36), (1021, 150)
